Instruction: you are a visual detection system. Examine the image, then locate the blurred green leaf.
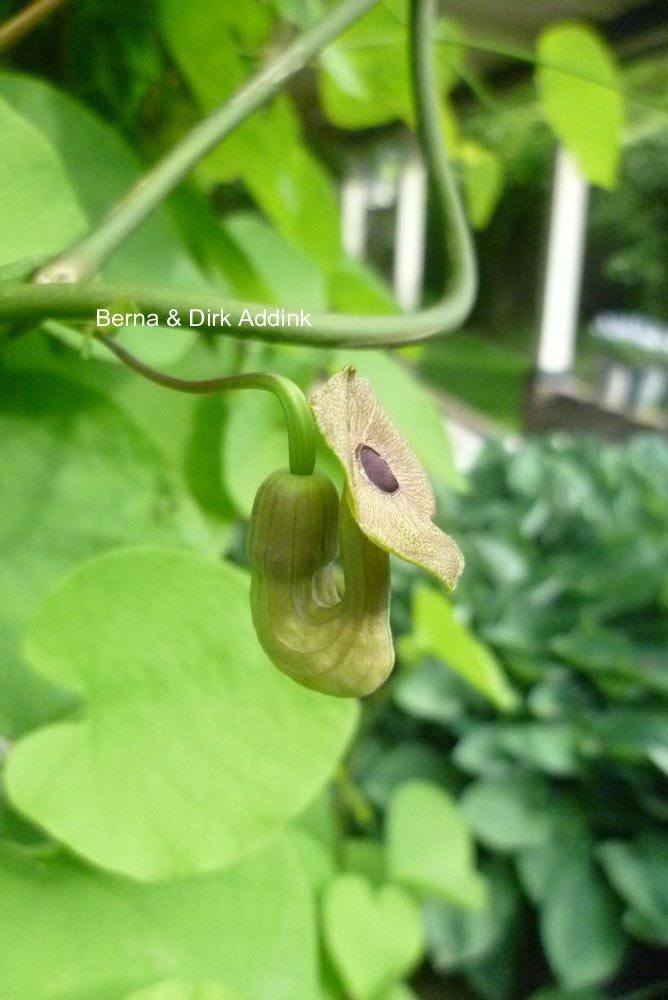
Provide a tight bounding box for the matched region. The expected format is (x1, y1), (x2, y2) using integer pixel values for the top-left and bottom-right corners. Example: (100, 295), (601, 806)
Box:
(598, 834), (668, 943)
(399, 586), (517, 710)
(0, 94), (86, 268)
(424, 858), (519, 971)
(536, 24), (623, 188)
(290, 826), (336, 894)
(458, 141), (505, 229)
(378, 986), (419, 1000)
(318, 1), (464, 129)
(160, 0), (340, 268)
(356, 739), (461, 807)
(395, 659), (485, 725)
(223, 213), (327, 311)
(455, 723), (578, 778)
(126, 984), (243, 1000)
(327, 258), (398, 315)
(461, 774), (556, 852)
(387, 781), (487, 907)
(342, 838), (386, 887)
(530, 989), (603, 1000)
(322, 873), (424, 1000)
(539, 851), (624, 988)
(6, 548), (357, 880)
(0, 837), (315, 1000)
(0, 371), (211, 738)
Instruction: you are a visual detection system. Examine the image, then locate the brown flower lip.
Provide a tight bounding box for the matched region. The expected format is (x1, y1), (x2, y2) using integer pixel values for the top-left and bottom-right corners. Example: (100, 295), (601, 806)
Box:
(309, 367), (465, 592)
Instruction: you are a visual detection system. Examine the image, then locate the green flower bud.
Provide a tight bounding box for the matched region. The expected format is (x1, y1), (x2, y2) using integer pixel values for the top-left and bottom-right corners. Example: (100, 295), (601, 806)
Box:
(248, 471), (394, 698)
(248, 470), (339, 578)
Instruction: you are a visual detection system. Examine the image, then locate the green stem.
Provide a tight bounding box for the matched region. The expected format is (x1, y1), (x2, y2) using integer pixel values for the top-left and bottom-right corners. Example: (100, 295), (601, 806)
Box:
(0, 0), (68, 52)
(98, 335), (316, 476)
(35, 0), (382, 284)
(0, 0), (477, 348)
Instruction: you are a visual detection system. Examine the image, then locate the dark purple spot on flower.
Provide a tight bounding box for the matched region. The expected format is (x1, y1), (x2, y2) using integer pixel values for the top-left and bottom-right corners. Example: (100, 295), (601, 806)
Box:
(357, 445), (399, 494)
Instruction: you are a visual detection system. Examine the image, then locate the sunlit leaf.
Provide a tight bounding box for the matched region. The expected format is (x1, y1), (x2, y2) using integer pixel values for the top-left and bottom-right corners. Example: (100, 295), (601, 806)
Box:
(322, 873), (424, 1000)
(6, 548), (358, 879)
(0, 837), (315, 1000)
(536, 24), (624, 188)
(387, 781), (487, 908)
(398, 586), (517, 709)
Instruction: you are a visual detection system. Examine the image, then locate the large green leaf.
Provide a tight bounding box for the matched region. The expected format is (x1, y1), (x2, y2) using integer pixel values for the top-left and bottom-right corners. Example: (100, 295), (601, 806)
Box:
(0, 370), (211, 738)
(0, 836), (316, 1000)
(539, 852), (624, 988)
(223, 214), (327, 311)
(387, 781), (487, 908)
(322, 873), (424, 1000)
(6, 548), (357, 879)
(536, 24), (624, 188)
(0, 95), (86, 268)
(398, 586), (517, 709)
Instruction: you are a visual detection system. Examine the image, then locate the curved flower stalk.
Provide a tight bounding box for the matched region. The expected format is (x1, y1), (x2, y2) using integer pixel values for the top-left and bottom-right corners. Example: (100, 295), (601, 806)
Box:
(248, 368), (464, 697)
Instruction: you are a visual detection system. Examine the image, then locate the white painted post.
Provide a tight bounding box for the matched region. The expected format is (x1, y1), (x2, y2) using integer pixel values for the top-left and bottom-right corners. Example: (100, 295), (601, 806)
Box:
(393, 155), (427, 311)
(537, 147), (590, 377)
(341, 171), (369, 260)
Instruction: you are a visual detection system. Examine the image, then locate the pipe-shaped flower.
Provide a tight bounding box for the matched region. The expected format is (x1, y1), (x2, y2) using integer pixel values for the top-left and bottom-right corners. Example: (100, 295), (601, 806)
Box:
(247, 367), (464, 699)
(310, 367), (464, 590)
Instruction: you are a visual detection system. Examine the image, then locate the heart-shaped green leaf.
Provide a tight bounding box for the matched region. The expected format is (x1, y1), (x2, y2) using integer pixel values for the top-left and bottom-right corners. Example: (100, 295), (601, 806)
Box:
(536, 24), (623, 189)
(6, 548), (357, 880)
(322, 874), (424, 1000)
(387, 782), (487, 908)
(0, 836), (314, 1000)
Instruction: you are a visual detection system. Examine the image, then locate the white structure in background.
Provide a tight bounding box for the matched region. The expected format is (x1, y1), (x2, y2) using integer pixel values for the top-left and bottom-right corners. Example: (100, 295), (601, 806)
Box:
(340, 148), (493, 471)
(537, 146), (590, 378)
(592, 312), (668, 411)
(341, 149), (427, 310)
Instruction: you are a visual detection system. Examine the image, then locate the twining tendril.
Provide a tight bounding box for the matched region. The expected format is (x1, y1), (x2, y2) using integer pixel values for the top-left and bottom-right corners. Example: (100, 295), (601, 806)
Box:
(97, 334), (316, 476)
